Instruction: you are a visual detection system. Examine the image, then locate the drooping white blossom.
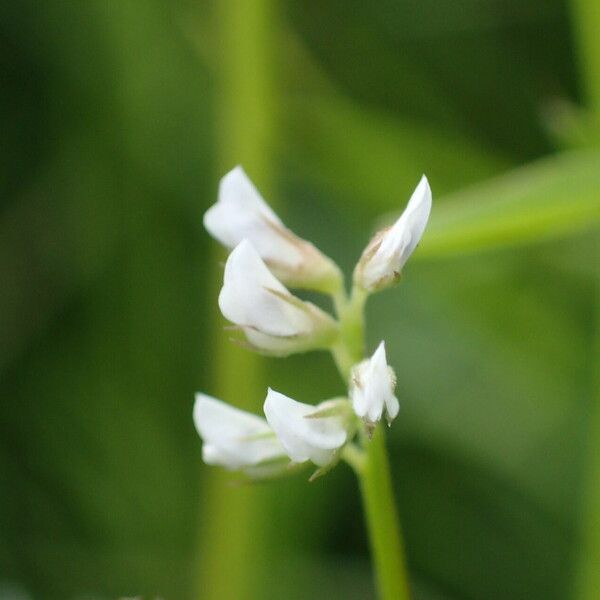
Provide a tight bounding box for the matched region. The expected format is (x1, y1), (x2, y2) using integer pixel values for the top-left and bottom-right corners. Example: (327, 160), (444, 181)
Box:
(218, 240), (338, 356)
(204, 166), (342, 293)
(350, 341), (399, 426)
(193, 393), (288, 477)
(263, 389), (352, 467)
(354, 175), (431, 292)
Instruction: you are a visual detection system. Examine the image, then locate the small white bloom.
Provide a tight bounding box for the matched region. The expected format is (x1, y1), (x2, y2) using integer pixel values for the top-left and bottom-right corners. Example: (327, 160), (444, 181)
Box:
(193, 393), (288, 477)
(219, 240), (338, 356)
(354, 175), (432, 292)
(350, 341), (399, 426)
(204, 166), (342, 293)
(263, 389), (352, 467)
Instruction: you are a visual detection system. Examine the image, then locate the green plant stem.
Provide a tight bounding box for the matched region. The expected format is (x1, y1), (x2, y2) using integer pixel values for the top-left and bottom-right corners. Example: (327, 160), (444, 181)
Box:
(571, 0), (600, 597)
(570, 0), (600, 118)
(574, 282), (600, 600)
(359, 427), (411, 600)
(331, 341), (358, 383)
(333, 286), (411, 600)
(332, 286), (367, 379)
(341, 442), (366, 473)
(196, 1), (276, 599)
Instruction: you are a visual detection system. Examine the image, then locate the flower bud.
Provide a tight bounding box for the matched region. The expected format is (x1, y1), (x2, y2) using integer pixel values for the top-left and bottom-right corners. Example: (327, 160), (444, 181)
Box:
(263, 389), (353, 467)
(354, 175), (431, 292)
(218, 240), (338, 356)
(350, 341), (399, 427)
(193, 393), (288, 478)
(204, 166), (342, 293)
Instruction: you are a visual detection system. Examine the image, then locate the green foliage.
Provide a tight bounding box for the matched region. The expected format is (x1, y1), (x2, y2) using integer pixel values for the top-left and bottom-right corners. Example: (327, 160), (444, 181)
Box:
(1, 0), (598, 599)
(419, 149), (600, 258)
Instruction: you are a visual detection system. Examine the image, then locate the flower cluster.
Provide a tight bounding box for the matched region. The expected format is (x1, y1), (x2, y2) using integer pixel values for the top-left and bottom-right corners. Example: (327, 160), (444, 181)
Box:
(195, 166), (431, 479)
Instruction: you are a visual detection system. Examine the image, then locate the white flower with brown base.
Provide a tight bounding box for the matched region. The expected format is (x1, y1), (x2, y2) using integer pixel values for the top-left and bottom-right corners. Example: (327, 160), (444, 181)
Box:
(204, 166), (342, 293)
(354, 175), (432, 293)
(193, 393), (288, 478)
(196, 168), (434, 600)
(350, 341), (399, 431)
(263, 389), (355, 477)
(218, 239), (338, 356)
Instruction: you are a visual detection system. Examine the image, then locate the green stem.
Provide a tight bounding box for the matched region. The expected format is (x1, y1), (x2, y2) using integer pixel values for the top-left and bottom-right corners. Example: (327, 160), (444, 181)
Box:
(332, 286), (411, 599)
(332, 286), (367, 377)
(574, 282), (600, 600)
(196, 1), (276, 599)
(331, 341), (357, 382)
(570, 0), (600, 118)
(359, 427), (411, 600)
(571, 0), (600, 596)
(342, 442), (367, 473)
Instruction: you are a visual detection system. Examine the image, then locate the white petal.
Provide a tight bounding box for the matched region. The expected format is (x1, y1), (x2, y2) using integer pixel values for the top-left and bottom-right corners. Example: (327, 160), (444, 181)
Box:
(204, 167), (305, 269)
(214, 165), (282, 225)
(357, 175), (431, 290)
(193, 393), (284, 470)
(385, 393), (400, 421)
(204, 167), (342, 293)
(350, 341), (399, 425)
(202, 442), (233, 467)
(218, 240), (314, 337)
(263, 389), (348, 467)
(378, 175), (431, 262)
(243, 329), (308, 356)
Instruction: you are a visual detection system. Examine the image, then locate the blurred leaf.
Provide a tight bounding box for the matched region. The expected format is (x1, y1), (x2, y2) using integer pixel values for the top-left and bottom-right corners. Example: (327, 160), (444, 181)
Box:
(416, 149), (600, 259)
(573, 287), (600, 599)
(2, 0), (598, 598)
(0, 138), (121, 372)
(399, 443), (572, 600)
(0, 1), (211, 598)
(288, 0), (576, 158)
(541, 98), (600, 150)
(364, 241), (594, 598)
(284, 91), (510, 215)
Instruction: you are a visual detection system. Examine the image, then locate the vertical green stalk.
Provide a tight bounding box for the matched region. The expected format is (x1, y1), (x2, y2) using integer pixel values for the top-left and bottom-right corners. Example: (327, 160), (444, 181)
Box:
(574, 280), (600, 600)
(196, 1), (276, 599)
(570, 0), (600, 118)
(571, 1), (600, 597)
(331, 286), (367, 379)
(335, 289), (411, 600)
(360, 427), (411, 600)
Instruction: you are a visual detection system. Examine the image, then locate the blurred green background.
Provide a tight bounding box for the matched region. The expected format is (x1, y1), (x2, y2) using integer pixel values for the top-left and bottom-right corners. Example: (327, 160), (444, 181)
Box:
(1, 1), (599, 599)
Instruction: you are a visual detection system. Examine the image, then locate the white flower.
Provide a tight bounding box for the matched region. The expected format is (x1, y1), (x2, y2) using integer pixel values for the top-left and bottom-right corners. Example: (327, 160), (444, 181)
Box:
(354, 175), (432, 292)
(204, 166), (342, 293)
(193, 393), (288, 477)
(219, 239), (338, 356)
(263, 389), (352, 467)
(350, 341), (399, 426)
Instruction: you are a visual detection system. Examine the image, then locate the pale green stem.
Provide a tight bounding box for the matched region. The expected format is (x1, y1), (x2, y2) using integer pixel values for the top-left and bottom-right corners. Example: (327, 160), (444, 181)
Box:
(333, 285), (411, 600)
(342, 442), (367, 473)
(360, 427), (411, 600)
(196, 1), (276, 599)
(570, 0), (600, 119)
(332, 285), (367, 379)
(331, 341), (357, 382)
(571, 1), (600, 596)
(574, 279), (600, 600)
